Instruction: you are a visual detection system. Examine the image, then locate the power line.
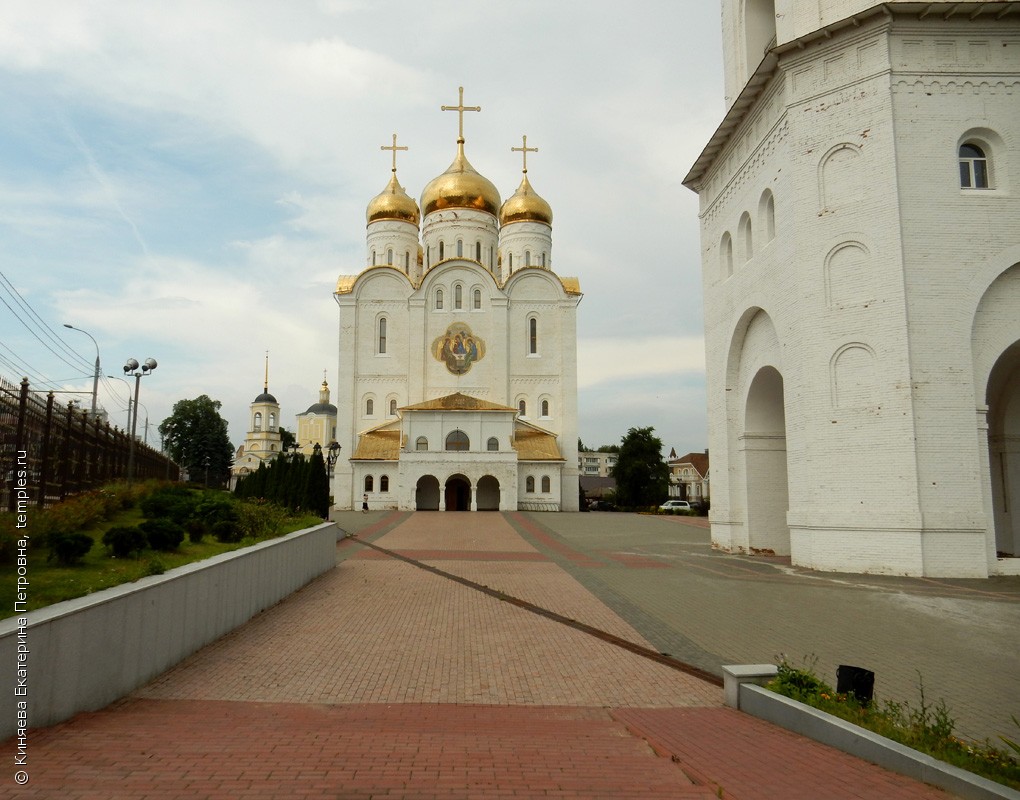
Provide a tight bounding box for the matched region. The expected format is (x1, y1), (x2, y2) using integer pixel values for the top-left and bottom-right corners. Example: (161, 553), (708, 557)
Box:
(0, 271), (93, 373)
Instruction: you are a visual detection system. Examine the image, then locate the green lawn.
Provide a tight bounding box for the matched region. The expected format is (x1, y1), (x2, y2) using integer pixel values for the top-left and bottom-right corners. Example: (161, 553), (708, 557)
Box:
(4, 506), (325, 619)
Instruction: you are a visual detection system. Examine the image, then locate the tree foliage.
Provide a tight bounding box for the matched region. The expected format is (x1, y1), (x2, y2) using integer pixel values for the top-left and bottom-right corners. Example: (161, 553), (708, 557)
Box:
(158, 395), (234, 487)
(234, 451), (329, 518)
(610, 426), (670, 507)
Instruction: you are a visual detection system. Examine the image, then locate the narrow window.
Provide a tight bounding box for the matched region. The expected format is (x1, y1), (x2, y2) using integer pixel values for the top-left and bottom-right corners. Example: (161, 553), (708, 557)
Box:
(541, 252), (546, 268)
(439, 241), (445, 260)
(416, 436), (428, 451)
(529, 317), (538, 355)
(378, 317), (387, 354)
(253, 412), (262, 431)
(387, 248), (393, 265)
(525, 250), (531, 266)
(541, 476), (551, 493)
(526, 476), (535, 493)
(365, 475), (374, 492)
(405, 251), (410, 269)
(445, 430), (469, 451)
(371, 249), (376, 266)
(475, 241), (481, 261)
(457, 240), (463, 258)
(487, 437), (498, 451)
(455, 284), (462, 309)
(721, 232), (733, 277)
(389, 398), (397, 416)
(541, 400), (549, 417)
(436, 289), (444, 310)
(269, 413), (276, 431)
(380, 475), (389, 492)
(366, 398), (374, 416)
(739, 212), (753, 262)
(508, 252), (513, 270)
(960, 143), (989, 189)
(489, 246), (494, 267)
(518, 400), (526, 416)
(473, 289), (481, 310)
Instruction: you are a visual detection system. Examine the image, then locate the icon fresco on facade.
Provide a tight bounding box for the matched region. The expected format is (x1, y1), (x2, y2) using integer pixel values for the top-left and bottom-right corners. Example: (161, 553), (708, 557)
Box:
(433, 323), (485, 375)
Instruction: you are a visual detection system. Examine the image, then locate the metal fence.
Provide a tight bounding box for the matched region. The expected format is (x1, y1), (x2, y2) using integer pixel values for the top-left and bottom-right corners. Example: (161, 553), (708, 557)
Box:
(1, 375), (179, 511)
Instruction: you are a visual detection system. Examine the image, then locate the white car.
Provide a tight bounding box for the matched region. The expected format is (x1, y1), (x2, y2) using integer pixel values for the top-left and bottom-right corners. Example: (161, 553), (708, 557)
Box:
(659, 500), (691, 511)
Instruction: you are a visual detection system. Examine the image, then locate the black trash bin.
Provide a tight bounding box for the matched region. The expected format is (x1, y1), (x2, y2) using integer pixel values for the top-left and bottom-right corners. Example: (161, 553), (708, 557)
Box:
(836, 665), (875, 706)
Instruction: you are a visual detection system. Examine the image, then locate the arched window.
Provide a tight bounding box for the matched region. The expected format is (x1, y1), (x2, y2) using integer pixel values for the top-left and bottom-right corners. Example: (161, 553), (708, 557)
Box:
(371, 249), (376, 266)
(487, 437), (499, 451)
(416, 436), (428, 451)
(387, 248), (393, 265)
(518, 400), (526, 416)
(721, 232), (734, 277)
(508, 252), (513, 270)
(435, 289), (444, 310)
(526, 476), (535, 493)
(525, 250), (531, 266)
(759, 190), (776, 243)
(541, 400), (549, 417)
(473, 289), (481, 310)
(445, 430), (470, 451)
(542, 253), (546, 268)
(380, 475), (389, 492)
(389, 398), (397, 416)
(366, 398), (374, 416)
(489, 246), (494, 267)
(456, 239), (463, 258)
(254, 412), (262, 431)
(405, 250), (411, 269)
(475, 241), (481, 261)
(439, 241), (445, 260)
(269, 413), (276, 431)
(541, 476), (551, 493)
(378, 317), (387, 354)
(455, 284), (462, 309)
(960, 143), (990, 189)
(738, 212), (753, 262)
(365, 475), (374, 492)
(529, 317), (538, 355)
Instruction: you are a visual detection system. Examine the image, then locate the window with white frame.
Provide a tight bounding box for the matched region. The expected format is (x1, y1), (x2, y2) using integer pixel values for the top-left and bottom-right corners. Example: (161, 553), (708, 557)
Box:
(959, 143), (990, 189)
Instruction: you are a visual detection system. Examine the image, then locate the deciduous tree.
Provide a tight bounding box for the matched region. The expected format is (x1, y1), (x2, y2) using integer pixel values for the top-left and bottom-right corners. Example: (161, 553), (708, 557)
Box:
(611, 426), (669, 507)
(158, 395), (234, 487)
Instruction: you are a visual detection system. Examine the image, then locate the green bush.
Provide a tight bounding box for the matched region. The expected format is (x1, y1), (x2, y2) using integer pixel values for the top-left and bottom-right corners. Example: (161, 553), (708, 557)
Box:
(140, 518), (185, 552)
(185, 519), (206, 544)
(102, 526), (147, 559)
(212, 519), (242, 543)
(47, 531), (93, 566)
(140, 486), (198, 525)
(237, 499), (288, 540)
(144, 557), (166, 576)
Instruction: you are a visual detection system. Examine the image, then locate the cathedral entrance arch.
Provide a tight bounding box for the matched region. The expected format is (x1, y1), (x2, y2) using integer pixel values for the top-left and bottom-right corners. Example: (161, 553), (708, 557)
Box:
(476, 475), (500, 511)
(444, 474), (471, 511)
(415, 475), (440, 511)
(743, 365), (790, 555)
(987, 343), (1020, 557)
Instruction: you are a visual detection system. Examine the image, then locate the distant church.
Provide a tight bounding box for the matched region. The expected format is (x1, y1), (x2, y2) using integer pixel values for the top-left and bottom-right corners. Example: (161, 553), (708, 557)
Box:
(685, 2), (1020, 576)
(230, 357), (282, 488)
(331, 89), (582, 511)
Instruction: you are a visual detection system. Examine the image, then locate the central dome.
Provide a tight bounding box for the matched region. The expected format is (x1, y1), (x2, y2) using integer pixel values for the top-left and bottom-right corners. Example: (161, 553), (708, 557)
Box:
(420, 141), (500, 217)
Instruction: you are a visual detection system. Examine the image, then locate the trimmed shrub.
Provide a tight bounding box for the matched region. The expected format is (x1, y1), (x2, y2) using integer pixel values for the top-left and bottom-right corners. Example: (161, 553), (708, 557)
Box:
(47, 532), (93, 566)
(212, 519), (242, 544)
(102, 526), (147, 559)
(140, 486), (198, 525)
(185, 519), (206, 544)
(140, 519), (185, 552)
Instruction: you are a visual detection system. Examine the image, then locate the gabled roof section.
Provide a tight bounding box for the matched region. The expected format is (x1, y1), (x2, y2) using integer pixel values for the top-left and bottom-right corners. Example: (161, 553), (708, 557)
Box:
(513, 420), (564, 461)
(671, 451), (709, 477)
(351, 429), (401, 460)
(401, 392), (517, 412)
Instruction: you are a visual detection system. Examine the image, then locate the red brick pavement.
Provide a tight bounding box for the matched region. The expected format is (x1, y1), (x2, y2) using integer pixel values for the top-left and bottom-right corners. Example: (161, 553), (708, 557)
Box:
(2, 512), (962, 799)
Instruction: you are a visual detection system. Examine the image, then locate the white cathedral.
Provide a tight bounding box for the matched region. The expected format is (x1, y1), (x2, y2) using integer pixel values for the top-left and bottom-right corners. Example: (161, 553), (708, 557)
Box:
(686, 2), (1020, 576)
(331, 90), (581, 512)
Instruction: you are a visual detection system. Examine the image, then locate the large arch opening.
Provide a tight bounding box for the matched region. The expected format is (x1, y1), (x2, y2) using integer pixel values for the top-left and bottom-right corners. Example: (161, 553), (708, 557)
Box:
(415, 475), (440, 511)
(743, 365), (790, 555)
(744, 0), (776, 70)
(444, 474), (471, 511)
(476, 475), (500, 511)
(987, 342), (1020, 557)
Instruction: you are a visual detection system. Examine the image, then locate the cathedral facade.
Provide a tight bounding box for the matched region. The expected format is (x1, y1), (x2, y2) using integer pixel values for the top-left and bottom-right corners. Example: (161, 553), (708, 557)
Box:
(686, 2), (1020, 576)
(332, 92), (581, 512)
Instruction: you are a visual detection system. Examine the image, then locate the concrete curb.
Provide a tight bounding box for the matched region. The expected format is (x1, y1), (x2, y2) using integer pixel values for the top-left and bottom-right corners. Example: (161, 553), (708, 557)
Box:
(723, 666), (1018, 800)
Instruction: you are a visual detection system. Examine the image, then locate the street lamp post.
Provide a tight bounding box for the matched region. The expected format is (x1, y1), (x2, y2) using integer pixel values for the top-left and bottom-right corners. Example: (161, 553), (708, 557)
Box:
(124, 357), (158, 481)
(63, 324), (100, 416)
(326, 441), (342, 476)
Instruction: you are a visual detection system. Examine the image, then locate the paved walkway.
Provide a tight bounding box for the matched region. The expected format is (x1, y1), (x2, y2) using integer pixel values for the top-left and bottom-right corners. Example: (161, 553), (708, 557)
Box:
(5, 510), (1016, 798)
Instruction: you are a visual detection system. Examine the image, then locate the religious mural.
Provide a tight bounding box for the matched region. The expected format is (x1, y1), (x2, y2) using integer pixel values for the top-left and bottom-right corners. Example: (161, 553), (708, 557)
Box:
(432, 323), (485, 375)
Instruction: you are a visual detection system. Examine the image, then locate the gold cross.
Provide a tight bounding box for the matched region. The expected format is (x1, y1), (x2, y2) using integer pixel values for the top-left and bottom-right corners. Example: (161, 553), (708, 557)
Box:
(380, 133), (408, 173)
(512, 135), (538, 173)
(441, 86), (481, 142)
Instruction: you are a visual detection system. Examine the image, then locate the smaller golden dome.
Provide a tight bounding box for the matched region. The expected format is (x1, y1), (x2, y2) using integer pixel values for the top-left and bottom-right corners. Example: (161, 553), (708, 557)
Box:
(367, 173), (420, 226)
(421, 141), (501, 217)
(499, 173), (553, 226)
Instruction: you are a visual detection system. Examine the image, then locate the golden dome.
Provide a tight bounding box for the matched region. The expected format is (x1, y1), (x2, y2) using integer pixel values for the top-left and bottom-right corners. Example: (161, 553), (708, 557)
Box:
(366, 173), (420, 226)
(499, 173), (553, 226)
(421, 141), (501, 217)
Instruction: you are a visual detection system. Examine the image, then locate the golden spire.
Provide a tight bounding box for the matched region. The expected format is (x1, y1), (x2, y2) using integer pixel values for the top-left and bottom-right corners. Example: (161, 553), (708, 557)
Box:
(264, 351), (269, 393)
(441, 86), (480, 143)
(512, 134), (538, 173)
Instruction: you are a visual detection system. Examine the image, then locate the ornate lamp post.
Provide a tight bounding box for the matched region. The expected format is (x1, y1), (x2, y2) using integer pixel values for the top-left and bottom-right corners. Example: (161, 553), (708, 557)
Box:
(326, 441), (342, 476)
(63, 323), (100, 416)
(124, 357), (157, 481)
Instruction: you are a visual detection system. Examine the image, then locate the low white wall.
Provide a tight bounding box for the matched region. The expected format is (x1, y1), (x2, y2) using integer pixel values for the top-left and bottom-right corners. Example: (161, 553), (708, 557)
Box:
(2, 522), (337, 740)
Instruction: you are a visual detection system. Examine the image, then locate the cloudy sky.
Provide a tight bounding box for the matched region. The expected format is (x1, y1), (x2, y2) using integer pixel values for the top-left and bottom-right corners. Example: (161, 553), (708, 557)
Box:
(0, 1), (725, 457)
